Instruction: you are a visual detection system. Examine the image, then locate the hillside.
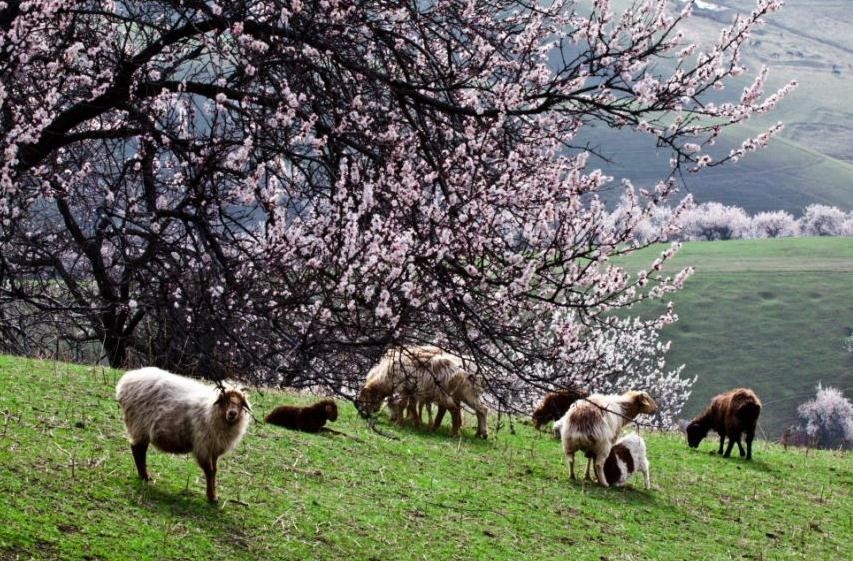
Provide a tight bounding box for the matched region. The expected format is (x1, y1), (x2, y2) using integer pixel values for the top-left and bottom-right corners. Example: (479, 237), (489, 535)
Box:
(585, 0), (853, 213)
(617, 237), (853, 438)
(0, 356), (850, 561)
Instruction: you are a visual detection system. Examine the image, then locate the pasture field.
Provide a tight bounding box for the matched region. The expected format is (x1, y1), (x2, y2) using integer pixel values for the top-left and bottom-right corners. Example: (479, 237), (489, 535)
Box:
(616, 237), (853, 438)
(0, 356), (850, 561)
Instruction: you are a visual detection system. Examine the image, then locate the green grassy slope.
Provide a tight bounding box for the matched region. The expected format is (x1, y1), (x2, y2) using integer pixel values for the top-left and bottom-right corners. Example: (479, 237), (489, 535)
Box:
(0, 356), (850, 561)
(617, 237), (853, 437)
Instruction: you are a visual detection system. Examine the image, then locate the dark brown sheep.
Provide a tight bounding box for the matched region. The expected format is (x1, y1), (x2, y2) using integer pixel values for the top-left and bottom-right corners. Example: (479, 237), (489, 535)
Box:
(686, 388), (762, 460)
(265, 399), (338, 433)
(531, 387), (589, 430)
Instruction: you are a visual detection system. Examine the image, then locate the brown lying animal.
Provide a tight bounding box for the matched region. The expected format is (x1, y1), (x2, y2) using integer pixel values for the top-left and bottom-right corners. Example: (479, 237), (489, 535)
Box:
(265, 399), (338, 432)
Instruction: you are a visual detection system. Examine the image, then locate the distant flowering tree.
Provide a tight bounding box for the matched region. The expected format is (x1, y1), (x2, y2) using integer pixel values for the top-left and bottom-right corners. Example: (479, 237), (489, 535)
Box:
(796, 385), (853, 450)
(750, 210), (799, 239)
(799, 205), (850, 237)
(1, 1), (793, 411)
(619, 204), (849, 243)
(678, 202), (752, 241)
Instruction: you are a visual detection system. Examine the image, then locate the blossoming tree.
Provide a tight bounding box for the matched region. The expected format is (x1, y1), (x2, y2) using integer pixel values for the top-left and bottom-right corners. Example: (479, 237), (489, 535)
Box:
(0, 0), (793, 421)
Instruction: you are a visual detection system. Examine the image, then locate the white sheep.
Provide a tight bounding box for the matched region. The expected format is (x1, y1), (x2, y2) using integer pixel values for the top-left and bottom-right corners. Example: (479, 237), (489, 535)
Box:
(560, 390), (657, 486)
(115, 367), (251, 502)
(602, 433), (651, 489)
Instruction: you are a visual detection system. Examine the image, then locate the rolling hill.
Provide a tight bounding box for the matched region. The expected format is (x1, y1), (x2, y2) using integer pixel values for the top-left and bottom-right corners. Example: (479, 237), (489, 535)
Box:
(617, 237), (853, 437)
(584, 0), (853, 213)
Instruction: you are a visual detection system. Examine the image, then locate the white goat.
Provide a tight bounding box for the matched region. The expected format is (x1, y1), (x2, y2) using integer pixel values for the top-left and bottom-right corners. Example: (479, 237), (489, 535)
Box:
(559, 390), (657, 487)
(116, 367), (251, 502)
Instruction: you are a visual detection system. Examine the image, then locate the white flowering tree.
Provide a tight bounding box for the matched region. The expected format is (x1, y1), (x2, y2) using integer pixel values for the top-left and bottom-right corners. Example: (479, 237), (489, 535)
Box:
(799, 204), (850, 237)
(797, 385), (853, 450)
(750, 210), (799, 238)
(1, 1), (792, 415)
(678, 201), (752, 241)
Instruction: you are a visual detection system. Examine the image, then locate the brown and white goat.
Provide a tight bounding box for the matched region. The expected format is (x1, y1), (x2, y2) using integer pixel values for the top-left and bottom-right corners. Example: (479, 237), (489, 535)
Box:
(559, 390), (657, 486)
(532, 387), (589, 430)
(685, 388), (762, 460)
(116, 367), (250, 502)
(265, 399), (338, 432)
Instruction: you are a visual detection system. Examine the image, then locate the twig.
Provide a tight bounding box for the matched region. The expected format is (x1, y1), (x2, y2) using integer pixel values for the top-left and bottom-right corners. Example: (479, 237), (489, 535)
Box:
(225, 498), (250, 507)
(419, 499), (512, 522)
(367, 416), (401, 440)
(320, 427), (363, 442)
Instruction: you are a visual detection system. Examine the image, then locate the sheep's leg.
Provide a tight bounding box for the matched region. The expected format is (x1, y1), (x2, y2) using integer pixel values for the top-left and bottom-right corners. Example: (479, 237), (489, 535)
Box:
(432, 406), (447, 431)
(745, 429), (755, 460)
(723, 437), (736, 458)
(584, 458), (594, 481)
(449, 407), (463, 437)
(198, 456), (218, 502)
(473, 405), (488, 439)
(387, 397), (403, 424)
(130, 441), (150, 480)
(421, 401), (433, 426)
(643, 464), (651, 490)
(406, 398), (421, 428)
(565, 451), (576, 480)
(735, 434), (746, 457)
(595, 457), (609, 487)
(718, 433), (726, 455)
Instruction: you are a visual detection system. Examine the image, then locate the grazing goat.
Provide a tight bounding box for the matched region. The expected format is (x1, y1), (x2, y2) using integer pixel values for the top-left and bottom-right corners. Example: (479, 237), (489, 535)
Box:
(560, 390), (657, 487)
(602, 433), (651, 489)
(356, 345), (489, 438)
(115, 367), (250, 502)
(685, 388), (762, 460)
(532, 387), (589, 430)
(265, 399), (338, 432)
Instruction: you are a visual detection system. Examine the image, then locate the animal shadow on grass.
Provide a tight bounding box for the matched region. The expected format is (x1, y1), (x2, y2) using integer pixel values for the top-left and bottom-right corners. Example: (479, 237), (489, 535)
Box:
(692, 448), (776, 474)
(391, 420), (494, 448)
(133, 483), (253, 551)
(570, 478), (661, 505)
